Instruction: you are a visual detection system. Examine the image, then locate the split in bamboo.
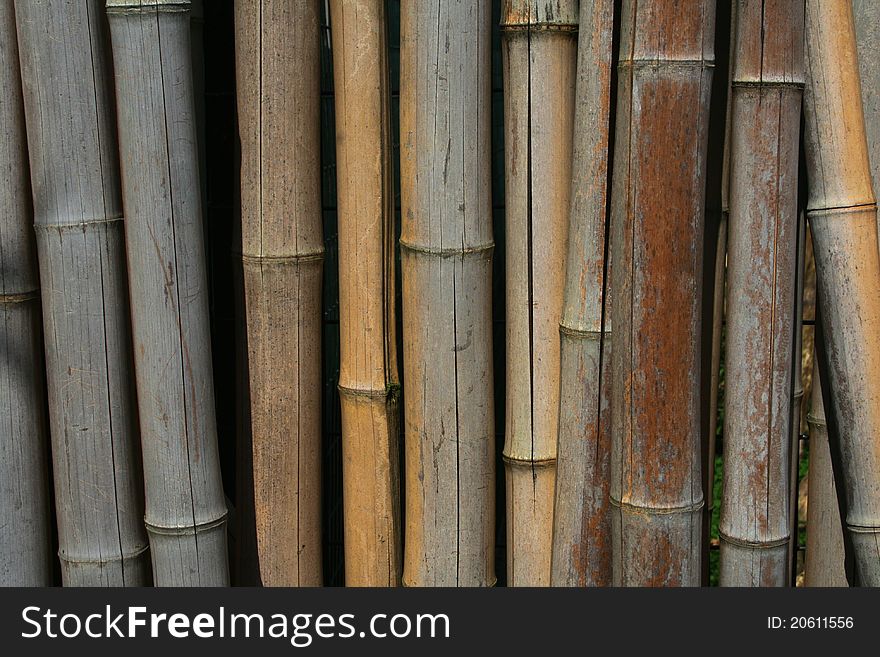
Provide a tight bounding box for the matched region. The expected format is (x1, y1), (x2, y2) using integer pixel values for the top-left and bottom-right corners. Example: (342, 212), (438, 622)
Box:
(107, 0), (228, 586)
(550, 0), (614, 588)
(719, 0), (804, 587)
(400, 0), (496, 587)
(802, 0), (880, 585)
(15, 0), (149, 586)
(0, 0), (52, 586)
(233, 0), (323, 586)
(787, 213), (806, 584)
(329, 0), (401, 587)
(609, 0), (715, 587)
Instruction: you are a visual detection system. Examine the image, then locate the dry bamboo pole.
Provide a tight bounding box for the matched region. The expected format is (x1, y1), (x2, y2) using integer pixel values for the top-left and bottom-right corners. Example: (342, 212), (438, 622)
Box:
(329, 0), (401, 587)
(106, 0), (228, 586)
(787, 213), (806, 584)
(500, 0), (576, 588)
(804, 358), (848, 586)
(802, 0), (880, 585)
(609, 0), (715, 587)
(718, 0), (804, 587)
(0, 0), (52, 586)
(550, 0), (614, 588)
(14, 0), (149, 586)
(400, 0), (495, 587)
(233, 0), (323, 587)
(853, 0), (880, 221)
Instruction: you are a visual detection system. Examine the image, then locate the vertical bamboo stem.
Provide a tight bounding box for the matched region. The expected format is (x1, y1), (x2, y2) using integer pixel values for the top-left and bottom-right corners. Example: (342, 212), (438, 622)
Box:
(853, 0), (880, 223)
(609, 0), (715, 586)
(233, 0), (323, 587)
(329, 0), (401, 587)
(107, 0), (228, 586)
(719, 0), (804, 587)
(787, 212), (806, 584)
(400, 0), (495, 587)
(15, 0), (149, 586)
(802, 0), (880, 585)
(500, 0), (576, 588)
(0, 0), (52, 586)
(550, 0), (614, 588)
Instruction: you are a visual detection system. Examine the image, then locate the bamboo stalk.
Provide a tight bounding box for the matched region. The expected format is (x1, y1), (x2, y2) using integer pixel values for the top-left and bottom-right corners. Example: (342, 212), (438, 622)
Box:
(233, 0), (323, 587)
(609, 0), (715, 587)
(802, 0), (880, 585)
(500, 0), (576, 588)
(15, 0), (149, 586)
(719, 0), (804, 587)
(106, 0), (228, 586)
(787, 212), (806, 584)
(550, 0), (614, 588)
(400, 0), (495, 587)
(329, 0), (401, 587)
(0, 0), (52, 586)
(853, 0), (880, 220)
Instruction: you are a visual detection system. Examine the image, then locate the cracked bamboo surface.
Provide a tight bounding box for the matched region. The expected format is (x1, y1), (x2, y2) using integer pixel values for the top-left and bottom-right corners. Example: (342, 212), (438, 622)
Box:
(234, 0), (323, 587)
(329, 0), (401, 587)
(0, 0), (52, 586)
(609, 0), (715, 587)
(400, 0), (495, 587)
(15, 0), (149, 586)
(854, 0), (880, 225)
(107, 0), (228, 586)
(550, 0), (614, 588)
(719, 0), (804, 587)
(803, 0), (880, 586)
(500, 0), (576, 588)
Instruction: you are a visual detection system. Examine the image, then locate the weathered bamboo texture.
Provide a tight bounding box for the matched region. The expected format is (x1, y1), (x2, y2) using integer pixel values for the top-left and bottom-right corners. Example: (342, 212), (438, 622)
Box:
(14, 0), (149, 586)
(107, 0), (228, 586)
(400, 0), (495, 587)
(609, 0), (715, 587)
(0, 0), (52, 586)
(802, 0), (880, 585)
(500, 0), (576, 588)
(329, 0), (401, 587)
(787, 213), (805, 584)
(719, 0), (804, 587)
(804, 359), (848, 586)
(234, 0), (323, 587)
(550, 0), (614, 588)
(853, 0), (880, 224)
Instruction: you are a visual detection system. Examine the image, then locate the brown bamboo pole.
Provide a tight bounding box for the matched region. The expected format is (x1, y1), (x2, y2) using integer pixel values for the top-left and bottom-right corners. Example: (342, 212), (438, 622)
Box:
(500, 0), (576, 588)
(550, 0), (614, 588)
(0, 0), (52, 586)
(400, 0), (495, 587)
(719, 0), (804, 587)
(609, 0), (715, 587)
(329, 0), (401, 587)
(106, 0), (228, 586)
(14, 0), (149, 586)
(787, 212), (806, 584)
(233, 0), (323, 587)
(802, 0), (880, 585)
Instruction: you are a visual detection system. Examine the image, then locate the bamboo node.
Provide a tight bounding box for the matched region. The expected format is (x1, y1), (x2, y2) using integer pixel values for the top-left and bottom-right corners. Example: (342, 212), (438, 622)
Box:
(33, 214), (124, 232)
(731, 80), (806, 91)
(807, 202), (877, 217)
(558, 324), (609, 340)
(806, 412), (826, 429)
(144, 512), (227, 536)
(718, 531), (790, 549)
(619, 59), (715, 70)
(609, 497), (704, 516)
(399, 240), (494, 259)
(847, 524), (880, 535)
(236, 249), (325, 265)
(0, 290), (39, 304)
(58, 543), (150, 565)
(337, 382), (400, 401)
(106, 0), (190, 15)
(501, 454), (556, 468)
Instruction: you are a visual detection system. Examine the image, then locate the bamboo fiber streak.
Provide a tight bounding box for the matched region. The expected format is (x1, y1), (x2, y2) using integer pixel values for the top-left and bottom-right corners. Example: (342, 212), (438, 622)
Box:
(107, 0), (228, 586)
(550, 0), (614, 588)
(719, 0), (804, 587)
(400, 0), (495, 587)
(0, 0), (52, 586)
(609, 0), (715, 587)
(803, 0), (880, 586)
(15, 0), (149, 586)
(234, 0), (323, 587)
(329, 0), (401, 587)
(787, 213), (805, 583)
(854, 0), (880, 226)
(500, 0), (576, 588)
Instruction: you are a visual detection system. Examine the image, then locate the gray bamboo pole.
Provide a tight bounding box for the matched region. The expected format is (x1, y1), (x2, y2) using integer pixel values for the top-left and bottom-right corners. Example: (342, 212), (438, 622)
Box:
(719, 0), (804, 587)
(106, 0), (228, 586)
(500, 0), (576, 588)
(14, 0), (149, 586)
(853, 0), (880, 225)
(0, 0), (52, 586)
(609, 0), (715, 587)
(550, 0), (614, 588)
(787, 212), (806, 584)
(233, 0), (323, 589)
(400, 0), (495, 587)
(803, 0), (880, 585)
(329, 0), (401, 587)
